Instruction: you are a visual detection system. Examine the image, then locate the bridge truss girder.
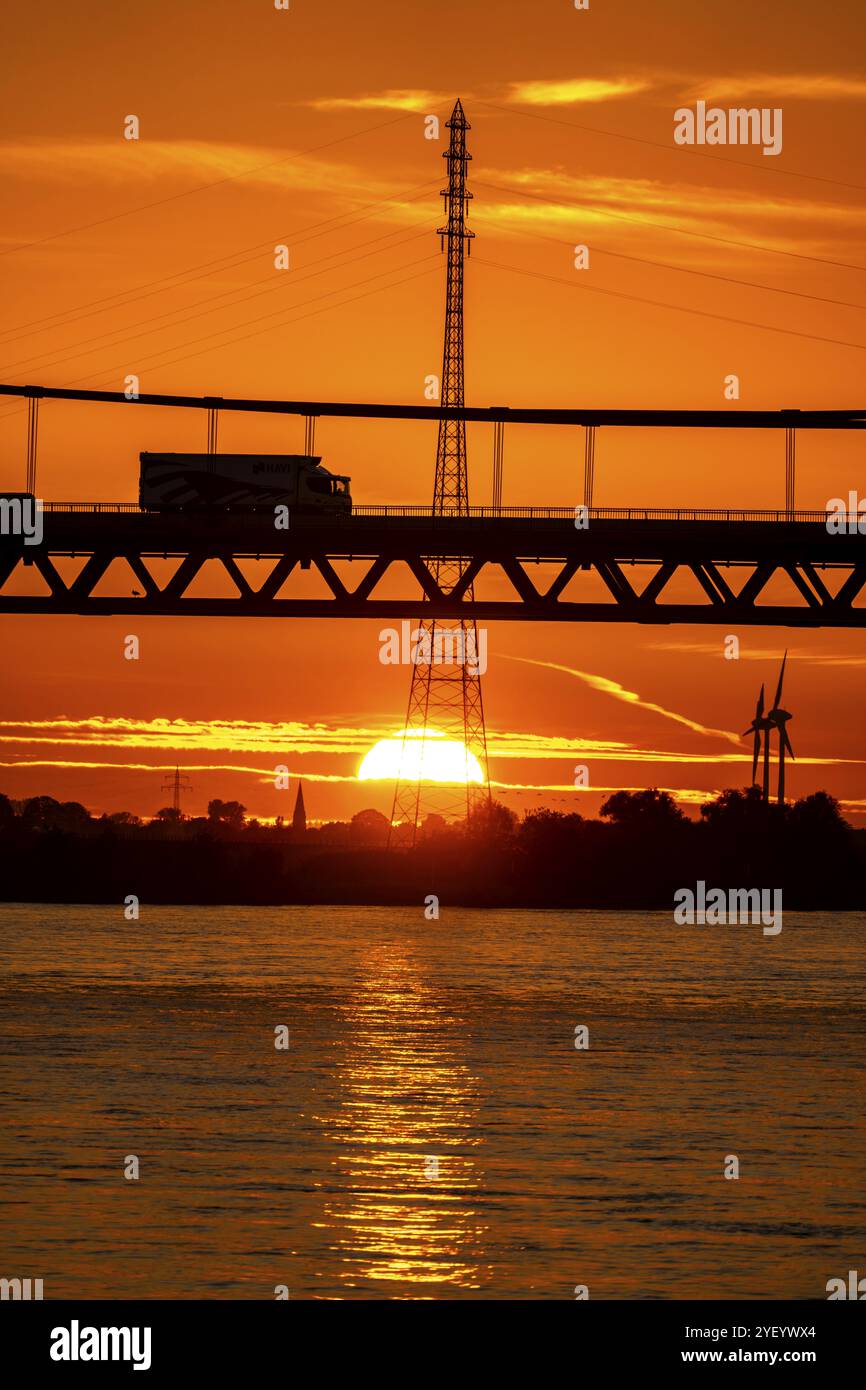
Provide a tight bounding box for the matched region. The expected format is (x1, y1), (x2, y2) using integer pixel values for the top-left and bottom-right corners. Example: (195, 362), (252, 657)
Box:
(0, 515), (864, 625)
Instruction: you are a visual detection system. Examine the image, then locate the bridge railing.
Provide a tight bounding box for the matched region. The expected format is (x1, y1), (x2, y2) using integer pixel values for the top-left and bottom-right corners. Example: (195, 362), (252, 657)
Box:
(353, 505), (835, 522)
(32, 502), (839, 523)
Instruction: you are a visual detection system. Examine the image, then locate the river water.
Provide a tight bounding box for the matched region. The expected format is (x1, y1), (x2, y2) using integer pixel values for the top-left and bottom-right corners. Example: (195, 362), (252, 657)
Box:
(1, 904), (863, 1299)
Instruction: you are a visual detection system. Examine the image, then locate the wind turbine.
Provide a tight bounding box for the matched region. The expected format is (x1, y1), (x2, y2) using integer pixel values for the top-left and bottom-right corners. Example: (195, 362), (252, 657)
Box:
(766, 651), (794, 804)
(742, 683), (772, 801)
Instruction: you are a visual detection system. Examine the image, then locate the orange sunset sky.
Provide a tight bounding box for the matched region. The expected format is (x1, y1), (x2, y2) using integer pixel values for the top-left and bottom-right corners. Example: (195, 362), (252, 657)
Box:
(1, 0), (864, 825)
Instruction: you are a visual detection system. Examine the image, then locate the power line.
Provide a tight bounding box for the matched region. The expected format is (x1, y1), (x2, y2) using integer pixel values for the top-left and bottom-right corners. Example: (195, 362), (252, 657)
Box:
(475, 179), (866, 274)
(477, 211), (866, 312)
(0, 259), (442, 421)
(64, 259), (441, 400)
(477, 98), (866, 196)
(13, 197), (859, 381)
(0, 109), (426, 258)
(474, 255), (866, 353)
(0, 178), (441, 343)
(581, 241), (866, 312)
(1, 225), (434, 376)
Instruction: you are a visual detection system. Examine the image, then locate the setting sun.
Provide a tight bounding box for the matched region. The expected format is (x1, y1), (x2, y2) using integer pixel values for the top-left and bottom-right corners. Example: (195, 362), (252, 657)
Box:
(358, 730), (485, 785)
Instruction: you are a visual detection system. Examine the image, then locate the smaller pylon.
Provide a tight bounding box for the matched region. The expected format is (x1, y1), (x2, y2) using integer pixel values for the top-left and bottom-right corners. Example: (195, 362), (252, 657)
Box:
(161, 765), (192, 819)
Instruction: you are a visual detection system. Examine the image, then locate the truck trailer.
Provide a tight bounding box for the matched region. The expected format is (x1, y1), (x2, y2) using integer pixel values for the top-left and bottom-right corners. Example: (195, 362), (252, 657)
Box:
(138, 452), (352, 514)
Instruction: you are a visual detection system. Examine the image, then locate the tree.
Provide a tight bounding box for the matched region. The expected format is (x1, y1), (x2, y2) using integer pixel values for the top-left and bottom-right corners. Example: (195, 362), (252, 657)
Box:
(420, 813), (449, 841)
(0, 792), (13, 826)
(600, 788), (686, 828)
(20, 796), (91, 831)
(207, 798), (247, 830)
(699, 785), (767, 829)
(350, 808), (390, 847)
(154, 806), (183, 823)
(466, 798), (517, 841)
(57, 801), (91, 831)
(318, 819), (350, 846)
(20, 795), (61, 828)
(789, 790), (847, 838)
(108, 810), (142, 827)
(519, 808), (584, 854)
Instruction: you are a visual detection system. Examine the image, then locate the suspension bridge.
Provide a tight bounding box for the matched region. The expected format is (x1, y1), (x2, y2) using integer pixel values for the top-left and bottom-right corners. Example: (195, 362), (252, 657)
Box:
(0, 386), (864, 627)
(0, 383), (861, 628)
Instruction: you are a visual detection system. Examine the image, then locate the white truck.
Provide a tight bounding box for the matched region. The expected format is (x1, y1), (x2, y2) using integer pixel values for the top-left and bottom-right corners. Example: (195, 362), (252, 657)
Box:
(139, 452), (352, 514)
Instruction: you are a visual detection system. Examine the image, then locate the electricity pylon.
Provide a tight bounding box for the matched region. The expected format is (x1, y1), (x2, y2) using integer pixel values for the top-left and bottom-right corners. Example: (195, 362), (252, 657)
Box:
(390, 99), (492, 845)
(161, 765), (192, 820)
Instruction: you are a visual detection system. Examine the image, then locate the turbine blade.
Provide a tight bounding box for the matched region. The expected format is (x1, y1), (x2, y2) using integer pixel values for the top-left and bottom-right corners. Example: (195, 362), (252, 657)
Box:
(752, 730), (760, 783)
(783, 728), (794, 759)
(757, 683), (765, 718)
(773, 652), (787, 709)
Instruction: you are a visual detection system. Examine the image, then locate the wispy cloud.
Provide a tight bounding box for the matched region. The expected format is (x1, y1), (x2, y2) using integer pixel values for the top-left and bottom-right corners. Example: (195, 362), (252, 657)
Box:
(307, 89), (447, 112)
(0, 138), (388, 201)
(648, 642), (866, 668)
(305, 78), (651, 114)
(0, 715), (858, 772)
(683, 73), (866, 102)
(482, 167), (862, 230)
(0, 715), (383, 756)
(0, 758), (355, 782)
(507, 77), (653, 106)
(472, 167), (863, 268)
(0, 715), (719, 764)
(302, 71), (866, 121)
(502, 656), (743, 744)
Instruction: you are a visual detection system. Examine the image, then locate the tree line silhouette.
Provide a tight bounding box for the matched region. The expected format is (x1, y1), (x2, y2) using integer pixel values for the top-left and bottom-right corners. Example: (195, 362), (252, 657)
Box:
(0, 785), (862, 908)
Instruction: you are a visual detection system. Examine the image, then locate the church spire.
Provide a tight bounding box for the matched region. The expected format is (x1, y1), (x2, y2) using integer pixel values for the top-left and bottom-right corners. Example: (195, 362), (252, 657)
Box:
(292, 781), (306, 835)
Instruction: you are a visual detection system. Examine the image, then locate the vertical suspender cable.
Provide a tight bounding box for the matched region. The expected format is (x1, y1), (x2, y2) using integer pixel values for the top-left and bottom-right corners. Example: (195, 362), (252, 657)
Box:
(26, 394), (40, 494)
(304, 414), (317, 455)
(785, 427), (796, 516)
(583, 424), (596, 510)
(492, 418), (504, 511)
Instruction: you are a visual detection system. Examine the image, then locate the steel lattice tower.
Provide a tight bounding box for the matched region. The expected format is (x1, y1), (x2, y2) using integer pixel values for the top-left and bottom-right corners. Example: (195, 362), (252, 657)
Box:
(390, 99), (491, 844)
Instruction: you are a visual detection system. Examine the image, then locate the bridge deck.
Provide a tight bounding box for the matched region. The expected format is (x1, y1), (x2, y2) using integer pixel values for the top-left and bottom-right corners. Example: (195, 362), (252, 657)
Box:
(1, 505), (863, 625)
(13, 505), (861, 563)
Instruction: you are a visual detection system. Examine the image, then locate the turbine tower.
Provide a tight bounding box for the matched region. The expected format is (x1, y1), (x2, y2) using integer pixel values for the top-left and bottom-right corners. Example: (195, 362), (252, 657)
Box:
(390, 99), (491, 843)
(742, 684), (773, 801)
(767, 651), (794, 804)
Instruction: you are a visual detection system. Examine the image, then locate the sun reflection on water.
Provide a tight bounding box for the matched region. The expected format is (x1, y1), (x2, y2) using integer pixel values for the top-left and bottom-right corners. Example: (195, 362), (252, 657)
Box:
(312, 944), (490, 1294)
